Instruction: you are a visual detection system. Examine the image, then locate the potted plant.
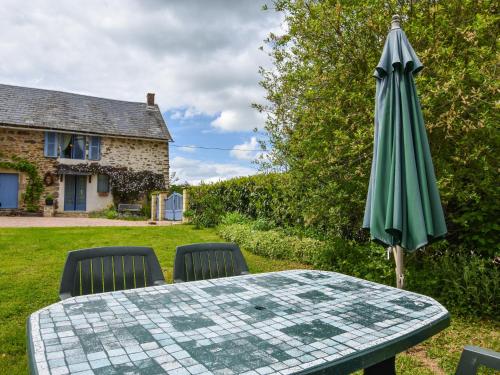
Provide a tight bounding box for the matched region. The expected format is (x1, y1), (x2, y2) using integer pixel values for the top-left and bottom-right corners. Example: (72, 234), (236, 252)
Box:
(45, 194), (54, 206)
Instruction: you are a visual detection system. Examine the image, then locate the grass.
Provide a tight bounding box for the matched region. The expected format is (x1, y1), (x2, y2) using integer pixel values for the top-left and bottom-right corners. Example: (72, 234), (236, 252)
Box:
(0, 225), (498, 374)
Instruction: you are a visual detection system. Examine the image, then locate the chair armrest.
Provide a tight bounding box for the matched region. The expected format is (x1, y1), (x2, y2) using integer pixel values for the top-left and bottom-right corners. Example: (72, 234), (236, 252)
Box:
(455, 345), (500, 375)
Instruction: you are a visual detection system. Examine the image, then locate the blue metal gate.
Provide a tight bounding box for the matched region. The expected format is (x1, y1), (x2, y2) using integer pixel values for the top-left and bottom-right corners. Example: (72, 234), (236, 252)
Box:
(165, 192), (183, 221)
(0, 173), (19, 209)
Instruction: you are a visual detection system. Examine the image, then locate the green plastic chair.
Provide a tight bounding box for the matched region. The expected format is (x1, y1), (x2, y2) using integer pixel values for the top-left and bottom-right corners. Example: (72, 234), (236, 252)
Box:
(59, 246), (166, 300)
(173, 242), (249, 283)
(455, 346), (500, 375)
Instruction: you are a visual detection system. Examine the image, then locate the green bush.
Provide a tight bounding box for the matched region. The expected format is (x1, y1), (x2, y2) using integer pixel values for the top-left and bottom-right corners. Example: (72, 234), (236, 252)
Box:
(106, 209), (118, 220)
(405, 249), (499, 317)
(218, 222), (499, 317)
(219, 212), (251, 226)
(188, 173), (300, 229)
(89, 206), (118, 219)
(218, 223), (330, 266)
(252, 217), (276, 231)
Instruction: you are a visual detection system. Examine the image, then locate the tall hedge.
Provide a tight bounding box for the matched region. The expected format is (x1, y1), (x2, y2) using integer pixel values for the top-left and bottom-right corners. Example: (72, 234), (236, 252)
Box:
(188, 173), (299, 229)
(254, 0), (499, 255)
(189, 0), (499, 258)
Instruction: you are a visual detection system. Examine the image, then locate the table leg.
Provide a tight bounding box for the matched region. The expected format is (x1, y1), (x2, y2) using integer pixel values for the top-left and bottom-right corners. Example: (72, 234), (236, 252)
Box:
(364, 356), (396, 375)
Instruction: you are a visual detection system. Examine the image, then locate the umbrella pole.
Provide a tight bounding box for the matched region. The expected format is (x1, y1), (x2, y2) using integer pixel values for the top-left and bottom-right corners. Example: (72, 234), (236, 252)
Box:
(392, 245), (405, 289)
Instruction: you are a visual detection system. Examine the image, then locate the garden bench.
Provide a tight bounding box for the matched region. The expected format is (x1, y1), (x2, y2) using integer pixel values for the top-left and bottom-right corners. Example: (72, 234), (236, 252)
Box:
(117, 203), (142, 213)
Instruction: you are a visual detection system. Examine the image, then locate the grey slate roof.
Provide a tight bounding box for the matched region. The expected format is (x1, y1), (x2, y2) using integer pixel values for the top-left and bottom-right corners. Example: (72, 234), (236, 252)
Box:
(0, 84), (172, 141)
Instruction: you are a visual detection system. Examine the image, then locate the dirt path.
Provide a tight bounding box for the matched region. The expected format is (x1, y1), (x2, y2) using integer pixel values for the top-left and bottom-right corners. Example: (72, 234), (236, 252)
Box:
(0, 216), (180, 227)
(407, 346), (446, 375)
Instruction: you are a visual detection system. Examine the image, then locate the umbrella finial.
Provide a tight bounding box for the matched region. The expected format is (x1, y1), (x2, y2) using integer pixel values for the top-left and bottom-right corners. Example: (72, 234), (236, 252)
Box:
(391, 14), (401, 30)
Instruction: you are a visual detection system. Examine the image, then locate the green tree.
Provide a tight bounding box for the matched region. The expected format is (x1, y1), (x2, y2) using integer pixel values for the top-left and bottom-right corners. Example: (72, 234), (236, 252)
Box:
(255, 0), (499, 254)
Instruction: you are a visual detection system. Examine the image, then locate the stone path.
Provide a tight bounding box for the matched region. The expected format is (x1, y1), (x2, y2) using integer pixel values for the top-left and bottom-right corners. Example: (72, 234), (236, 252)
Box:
(0, 217), (180, 228)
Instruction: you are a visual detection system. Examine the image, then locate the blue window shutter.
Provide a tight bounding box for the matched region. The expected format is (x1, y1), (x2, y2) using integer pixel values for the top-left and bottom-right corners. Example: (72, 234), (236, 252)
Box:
(44, 132), (48, 156)
(89, 136), (101, 160)
(44, 132), (57, 157)
(97, 174), (109, 193)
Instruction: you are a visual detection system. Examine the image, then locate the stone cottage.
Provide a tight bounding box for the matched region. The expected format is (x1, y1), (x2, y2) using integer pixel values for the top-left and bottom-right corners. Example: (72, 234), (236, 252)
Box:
(0, 83), (171, 215)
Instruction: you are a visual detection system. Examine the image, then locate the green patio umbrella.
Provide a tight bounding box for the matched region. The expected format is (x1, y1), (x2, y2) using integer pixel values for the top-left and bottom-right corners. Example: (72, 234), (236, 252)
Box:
(363, 15), (447, 288)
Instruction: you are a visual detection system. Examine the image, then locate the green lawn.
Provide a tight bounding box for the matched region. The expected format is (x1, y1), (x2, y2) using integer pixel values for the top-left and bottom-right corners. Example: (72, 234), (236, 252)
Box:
(0, 225), (497, 374)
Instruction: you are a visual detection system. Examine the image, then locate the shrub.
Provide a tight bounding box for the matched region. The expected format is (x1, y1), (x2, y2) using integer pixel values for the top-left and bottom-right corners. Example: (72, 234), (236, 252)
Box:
(217, 223), (329, 265)
(219, 212), (251, 226)
(405, 249), (499, 317)
(89, 206), (118, 219)
(251, 217), (275, 231)
(106, 209), (119, 220)
(188, 173), (299, 229)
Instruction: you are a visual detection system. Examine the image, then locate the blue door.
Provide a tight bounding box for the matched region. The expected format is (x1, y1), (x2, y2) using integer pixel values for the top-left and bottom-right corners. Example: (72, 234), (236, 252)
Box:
(164, 192), (183, 221)
(0, 173), (19, 209)
(64, 175), (87, 211)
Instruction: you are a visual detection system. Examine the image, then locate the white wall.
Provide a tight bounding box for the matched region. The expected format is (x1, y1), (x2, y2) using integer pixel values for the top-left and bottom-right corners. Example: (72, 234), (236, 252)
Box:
(57, 174), (113, 212)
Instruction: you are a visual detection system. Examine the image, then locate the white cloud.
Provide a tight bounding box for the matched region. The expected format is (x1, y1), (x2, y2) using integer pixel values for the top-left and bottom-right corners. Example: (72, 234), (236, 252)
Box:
(230, 136), (264, 161)
(211, 110), (239, 131)
(171, 156), (257, 185)
(211, 107), (265, 132)
(176, 145), (196, 153)
(0, 0), (282, 132)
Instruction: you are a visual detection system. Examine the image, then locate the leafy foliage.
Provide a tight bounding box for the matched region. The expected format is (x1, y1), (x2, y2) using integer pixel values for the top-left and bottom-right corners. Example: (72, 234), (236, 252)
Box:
(254, 0), (499, 255)
(188, 173), (301, 229)
(57, 164), (165, 203)
(0, 153), (43, 211)
(218, 223), (331, 267)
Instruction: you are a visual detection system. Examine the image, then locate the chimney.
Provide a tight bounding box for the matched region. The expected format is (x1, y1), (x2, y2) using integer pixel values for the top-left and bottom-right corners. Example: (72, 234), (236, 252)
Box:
(147, 93), (155, 106)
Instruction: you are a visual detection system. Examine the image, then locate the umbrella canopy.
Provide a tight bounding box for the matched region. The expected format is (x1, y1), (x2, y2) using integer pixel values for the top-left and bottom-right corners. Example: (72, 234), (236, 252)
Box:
(363, 18), (447, 252)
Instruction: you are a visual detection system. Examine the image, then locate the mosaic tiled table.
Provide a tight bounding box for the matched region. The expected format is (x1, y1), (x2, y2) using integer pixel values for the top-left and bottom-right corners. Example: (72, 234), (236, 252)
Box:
(27, 270), (450, 374)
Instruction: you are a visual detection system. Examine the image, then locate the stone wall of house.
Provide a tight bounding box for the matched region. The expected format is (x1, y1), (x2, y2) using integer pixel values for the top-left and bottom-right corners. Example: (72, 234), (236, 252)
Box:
(0, 127), (59, 211)
(0, 127), (169, 213)
(100, 137), (169, 188)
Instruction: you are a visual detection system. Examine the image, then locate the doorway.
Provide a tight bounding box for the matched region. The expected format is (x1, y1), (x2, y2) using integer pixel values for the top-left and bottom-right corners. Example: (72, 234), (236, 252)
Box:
(64, 175), (86, 211)
(0, 173), (19, 209)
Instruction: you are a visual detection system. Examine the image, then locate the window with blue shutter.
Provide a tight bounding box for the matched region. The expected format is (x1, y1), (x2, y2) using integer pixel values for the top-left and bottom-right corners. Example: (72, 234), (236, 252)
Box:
(97, 174), (110, 193)
(88, 136), (101, 160)
(44, 132), (58, 157)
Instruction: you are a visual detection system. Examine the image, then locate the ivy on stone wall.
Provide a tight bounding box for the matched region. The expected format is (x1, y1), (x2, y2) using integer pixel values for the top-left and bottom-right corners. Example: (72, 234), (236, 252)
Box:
(57, 163), (165, 203)
(0, 153), (43, 211)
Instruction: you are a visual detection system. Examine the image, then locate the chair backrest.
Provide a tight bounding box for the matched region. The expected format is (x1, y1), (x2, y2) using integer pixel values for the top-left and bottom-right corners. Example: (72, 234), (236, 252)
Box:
(173, 242), (249, 283)
(59, 246), (165, 300)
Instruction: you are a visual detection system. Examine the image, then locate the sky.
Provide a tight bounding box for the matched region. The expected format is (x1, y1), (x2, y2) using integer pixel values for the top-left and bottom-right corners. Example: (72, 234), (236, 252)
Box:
(0, 0), (283, 184)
